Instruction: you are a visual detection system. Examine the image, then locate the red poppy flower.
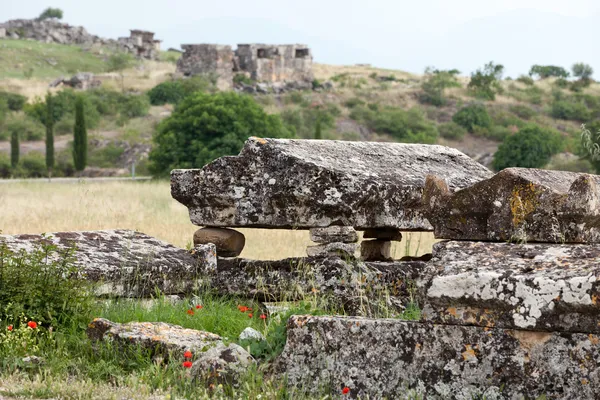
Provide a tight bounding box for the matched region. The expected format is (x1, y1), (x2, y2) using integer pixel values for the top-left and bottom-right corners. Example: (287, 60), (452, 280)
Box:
(7, 325), (13, 331)
(342, 387), (350, 395)
(238, 305), (249, 312)
(186, 309), (195, 315)
(182, 361), (193, 368)
(195, 305), (203, 309)
(27, 321), (37, 329)
(259, 314), (267, 320)
(248, 313), (253, 318)
(184, 350), (193, 359)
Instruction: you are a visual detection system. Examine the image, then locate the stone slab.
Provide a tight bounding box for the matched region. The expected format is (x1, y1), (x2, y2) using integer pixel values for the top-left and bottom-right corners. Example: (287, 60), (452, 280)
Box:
(424, 168), (600, 243)
(278, 315), (600, 399)
(171, 137), (492, 230)
(309, 226), (358, 244)
(0, 230), (216, 297)
(420, 240), (600, 332)
(306, 242), (357, 258)
(206, 257), (428, 316)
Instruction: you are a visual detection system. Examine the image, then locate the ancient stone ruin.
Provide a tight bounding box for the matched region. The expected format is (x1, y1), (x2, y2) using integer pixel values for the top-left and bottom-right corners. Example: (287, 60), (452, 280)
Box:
(117, 30), (161, 60)
(176, 44), (313, 91)
(5, 137), (600, 397)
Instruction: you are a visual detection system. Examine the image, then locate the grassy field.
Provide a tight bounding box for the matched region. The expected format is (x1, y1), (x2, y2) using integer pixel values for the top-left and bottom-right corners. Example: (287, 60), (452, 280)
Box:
(0, 180), (435, 259)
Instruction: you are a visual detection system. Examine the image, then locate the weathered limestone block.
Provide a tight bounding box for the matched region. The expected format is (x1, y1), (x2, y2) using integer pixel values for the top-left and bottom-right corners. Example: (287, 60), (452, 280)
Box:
(88, 318), (255, 382)
(193, 227), (245, 257)
(306, 242), (357, 258)
(360, 240), (392, 261)
(206, 257), (429, 316)
(278, 315), (600, 399)
(424, 168), (600, 243)
(363, 228), (403, 241)
(309, 226), (358, 244)
(420, 240), (600, 332)
(171, 138), (492, 230)
(0, 230), (216, 297)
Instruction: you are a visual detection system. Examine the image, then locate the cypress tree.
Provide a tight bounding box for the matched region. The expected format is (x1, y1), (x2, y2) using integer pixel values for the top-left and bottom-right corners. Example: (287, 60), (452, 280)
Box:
(45, 92), (55, 177)
(73, 96), (87, 172)
(10, 130), (19, 168)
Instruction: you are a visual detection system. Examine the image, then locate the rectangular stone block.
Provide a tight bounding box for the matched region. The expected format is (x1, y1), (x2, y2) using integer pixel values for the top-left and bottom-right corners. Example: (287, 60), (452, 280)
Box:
(278, 315), (600, 399)
(171, 138), (492, 230)
(421, 240), (600, 332)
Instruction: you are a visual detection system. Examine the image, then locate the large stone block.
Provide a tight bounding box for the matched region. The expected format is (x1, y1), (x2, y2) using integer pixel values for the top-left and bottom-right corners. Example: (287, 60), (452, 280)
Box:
(309, 226), (358, 243)
(193, 227), (245, 257)
(0, 230), (216, 297)
(171, 138), (492, 230)
(424, 167), (600, 243)
(278, 315), (600, 399)
(205, 256), (428, 316)
(421, 240), (600, 332)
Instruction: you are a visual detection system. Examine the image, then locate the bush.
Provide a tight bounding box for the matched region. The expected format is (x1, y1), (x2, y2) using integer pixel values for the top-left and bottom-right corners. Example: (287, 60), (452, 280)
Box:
(25, 89), (100, 129)
(350, 105), (438, 143)
(19, 152), (46, 177)
(0, 91), (27, 111)
(0, 153), (10, 178)
(516, 75), (534, 86)
(344, 98), (366, 109)
(5, 114), (45, 141)
(438, 122), (466, 140)
(0, 241), (92, 327)
(492, 124), (564, 171)
(118, 94), (150, 119)
(233, 74), (254, 85)
(149, 92), (293, 176)
(550, 100), (591, 121)
(55, 116), (74, 135)
(528, 65), (569, 79)
(468, 62), (504, 100)
(280, 103), (340, 139)
(452, 104), (492, 132)
(554, 78), (569, 88)
(572, 63), (594, 81)
(147, 77), (215, 106)
(419, 67), (461, 106)
(88, 144), (125, 168)
(37, 7), (63, 20)
(509, 104), (536, 120)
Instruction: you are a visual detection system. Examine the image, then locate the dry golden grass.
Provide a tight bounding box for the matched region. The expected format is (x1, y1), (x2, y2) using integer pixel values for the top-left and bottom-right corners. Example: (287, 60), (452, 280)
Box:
(0, 181), (435, 259)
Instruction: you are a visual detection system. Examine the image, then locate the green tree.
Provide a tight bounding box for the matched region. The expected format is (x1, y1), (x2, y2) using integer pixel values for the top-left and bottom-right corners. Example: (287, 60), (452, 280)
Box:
(492, 124), (563, 171)
(72, 97), (87, 172)
(45, 93), (55, 177)
(10, 130), (19, 169)
(314, 116), (323, 139)
(468, 62), (504, 100)
(419, 67), (461, 106)
(528, 65), (569, 79)
(149, 92), (292, 176)
(107, 53), (134, 91)
(37, 7), (63, 20)
(572, 63), (594, 81)
(452, 104), (492, 132)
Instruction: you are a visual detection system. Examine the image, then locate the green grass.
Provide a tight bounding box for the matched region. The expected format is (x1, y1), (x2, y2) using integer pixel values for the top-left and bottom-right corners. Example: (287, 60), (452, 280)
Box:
(0, 39), (109, 79)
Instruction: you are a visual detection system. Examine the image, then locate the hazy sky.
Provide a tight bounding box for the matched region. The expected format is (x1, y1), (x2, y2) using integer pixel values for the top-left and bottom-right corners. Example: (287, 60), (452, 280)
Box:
(4, 0), (599, 77)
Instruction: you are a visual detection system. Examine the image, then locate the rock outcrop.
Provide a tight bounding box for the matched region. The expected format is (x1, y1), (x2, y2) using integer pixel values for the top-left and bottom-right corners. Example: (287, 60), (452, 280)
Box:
(0, 230), (216, 297)
(171, 138), (492, 230)
(278, 315), (600, 399)
(424, 168), (600, 243)
(420, 240), (600, 332)
(0, 19), (102, 45)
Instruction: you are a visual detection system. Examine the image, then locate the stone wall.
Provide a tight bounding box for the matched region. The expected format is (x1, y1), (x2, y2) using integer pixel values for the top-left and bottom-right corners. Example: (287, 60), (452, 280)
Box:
(236, 44), (313, 83)
(176, 44), (234, 90)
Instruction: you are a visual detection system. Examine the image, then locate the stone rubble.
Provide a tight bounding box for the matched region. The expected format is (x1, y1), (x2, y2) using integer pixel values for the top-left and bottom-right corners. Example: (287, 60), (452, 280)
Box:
(171, 137), (492, 230)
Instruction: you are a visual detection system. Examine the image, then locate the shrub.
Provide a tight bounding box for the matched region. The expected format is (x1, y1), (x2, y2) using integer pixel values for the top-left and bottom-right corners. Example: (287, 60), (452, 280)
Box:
(554, 78), (569, 88)
(280, 103), (340, 139)
(344, 98), (366, 109)
(147, 81), (185, 105)
(516, 75), (534, 86)
(0, 153), (10, 178)
(4, 114), (45, 141)
(55, 116), (74, 135)
(468, 62), (504, 100)
(438, 122), (466, 140)
(19, 151), (46, 177)
(452, 104), (492, 132)
(88, 144), (125, 168)
(0, 91), (27, 111)
(25, 89), (100, 129)
(492, 124), (564, 171)
(550, 100), (591, 121)
(528, 65), (569, 79)
(0, 241), (92, 327)
(419, 67), (461, 106)
(572, 63), (594, 81)
(149, 92), (293, 176)
(509, 104), (536, 120)
(233, 74), (254, 85)
(118, 94), (150, 119)
(37, 7), (63, 20)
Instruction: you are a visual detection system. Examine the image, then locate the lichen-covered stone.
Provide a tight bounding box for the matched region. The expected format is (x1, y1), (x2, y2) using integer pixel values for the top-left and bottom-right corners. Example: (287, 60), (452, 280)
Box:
(190, 342), (256, 386)
(309, 226), (358, 244)
(420, 240), (600, 332)
(0, 230), (216, 297)
(193, 227), (245, 257)
(306, 242), (357, 258)
(424, 168), (600, 243)
(206, 257), (428, 316)
(87, 318), (222, 359)
(360, 240), (392, 261)
(278, 315), (600, 399)
(171, 138), (491, 230)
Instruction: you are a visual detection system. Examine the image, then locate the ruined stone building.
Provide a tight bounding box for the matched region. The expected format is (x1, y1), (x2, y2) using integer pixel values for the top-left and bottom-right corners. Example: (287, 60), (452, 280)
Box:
(117, 30), (161, 60)
(176, 43), (313, 90)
